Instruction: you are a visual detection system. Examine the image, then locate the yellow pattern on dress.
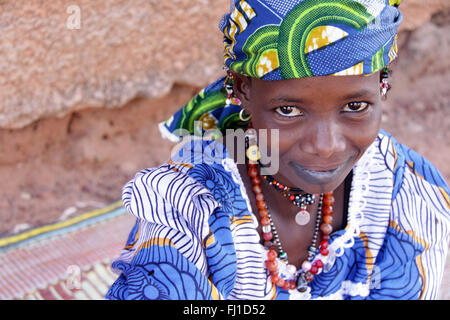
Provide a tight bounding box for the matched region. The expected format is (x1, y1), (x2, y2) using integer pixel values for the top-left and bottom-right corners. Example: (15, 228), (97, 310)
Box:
(166, 160), (194, 169)
(438, 187), (450, 210)
(230, 214), (254, 226)
(207, 276), (222, 300)
(134, 238), (175, 257)
(358, 231), (376, 286)
(203, 230), (216, 248)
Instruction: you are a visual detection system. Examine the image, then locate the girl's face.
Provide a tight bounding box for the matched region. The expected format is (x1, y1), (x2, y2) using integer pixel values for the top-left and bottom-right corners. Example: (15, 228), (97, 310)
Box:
(234, 72), (383, 194)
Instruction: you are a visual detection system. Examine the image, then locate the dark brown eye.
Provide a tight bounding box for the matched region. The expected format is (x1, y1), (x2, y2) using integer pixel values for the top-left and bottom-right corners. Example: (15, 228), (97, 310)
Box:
(343, 102), (369, 112)
(275, 106), (303, 117)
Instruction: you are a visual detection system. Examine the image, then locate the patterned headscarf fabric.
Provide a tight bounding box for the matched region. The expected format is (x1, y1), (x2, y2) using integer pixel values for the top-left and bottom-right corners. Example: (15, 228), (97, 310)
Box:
(159, 0), (403, 142)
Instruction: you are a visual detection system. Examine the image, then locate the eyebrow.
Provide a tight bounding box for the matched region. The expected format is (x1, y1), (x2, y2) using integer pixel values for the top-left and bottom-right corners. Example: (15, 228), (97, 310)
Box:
(269, 96), (307, 104)
(340, 89), (376, 100)
(268, 89), (376, 105)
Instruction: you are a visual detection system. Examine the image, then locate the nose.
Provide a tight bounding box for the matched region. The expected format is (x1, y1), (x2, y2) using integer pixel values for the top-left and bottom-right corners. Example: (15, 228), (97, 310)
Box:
(301, 120), (345, 158)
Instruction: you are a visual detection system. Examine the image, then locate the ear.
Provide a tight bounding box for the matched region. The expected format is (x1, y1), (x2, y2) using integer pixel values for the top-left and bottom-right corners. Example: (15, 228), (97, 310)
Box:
(233, 73), (252, 112)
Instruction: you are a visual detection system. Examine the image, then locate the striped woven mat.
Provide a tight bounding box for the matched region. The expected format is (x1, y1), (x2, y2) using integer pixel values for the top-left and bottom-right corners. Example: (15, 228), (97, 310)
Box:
(1, 201), (448, 299)
(0, 201), (135, 300)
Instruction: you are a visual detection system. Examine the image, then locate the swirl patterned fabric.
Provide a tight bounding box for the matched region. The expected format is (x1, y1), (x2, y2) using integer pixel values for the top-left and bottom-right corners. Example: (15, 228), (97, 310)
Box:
(106, 130), (450, 300)
(159, 0), (403, 142)
(221, 0), (402, 79)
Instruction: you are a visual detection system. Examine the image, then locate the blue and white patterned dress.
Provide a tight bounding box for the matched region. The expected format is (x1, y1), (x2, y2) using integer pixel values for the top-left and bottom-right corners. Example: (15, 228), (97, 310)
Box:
(106, 129), (449, 300)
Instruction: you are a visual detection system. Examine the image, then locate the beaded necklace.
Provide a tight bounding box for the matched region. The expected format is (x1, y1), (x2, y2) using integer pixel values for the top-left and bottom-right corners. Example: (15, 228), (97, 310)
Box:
(244, 130), (335, 292)
(262, 174), (315, 226)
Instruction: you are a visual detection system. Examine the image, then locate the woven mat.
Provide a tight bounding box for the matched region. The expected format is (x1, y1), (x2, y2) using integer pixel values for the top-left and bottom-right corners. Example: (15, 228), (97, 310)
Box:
(0, 201), (135, 300)
(0, 201), (448, 300)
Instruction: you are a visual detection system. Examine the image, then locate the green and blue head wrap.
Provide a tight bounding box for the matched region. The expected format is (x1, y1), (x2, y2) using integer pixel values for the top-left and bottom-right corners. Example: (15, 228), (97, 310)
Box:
(159, 0), (403, 142)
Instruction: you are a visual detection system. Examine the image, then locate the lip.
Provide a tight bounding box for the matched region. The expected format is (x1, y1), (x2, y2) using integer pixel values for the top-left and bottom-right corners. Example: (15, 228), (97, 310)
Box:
(301, 164), (343, 172)
(289, 159), (351, 185)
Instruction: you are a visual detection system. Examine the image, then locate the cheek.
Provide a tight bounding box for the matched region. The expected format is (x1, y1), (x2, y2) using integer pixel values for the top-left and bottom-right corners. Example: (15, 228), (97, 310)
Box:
(250, 111), (280, 144)
(252, 121), (296, 156)
(364, 104), (382, 137)
(346, 106), (382, 153)
(249, 108), (299, 152)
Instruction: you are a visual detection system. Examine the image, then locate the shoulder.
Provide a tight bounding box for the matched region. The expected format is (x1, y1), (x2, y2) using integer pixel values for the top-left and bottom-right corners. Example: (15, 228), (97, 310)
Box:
(363, 131), (449, 299)
(378, 129), (449, 207)
(121, 162), (221, 240)
(121, 137), (249, 233)
(377, 129), (450, 241)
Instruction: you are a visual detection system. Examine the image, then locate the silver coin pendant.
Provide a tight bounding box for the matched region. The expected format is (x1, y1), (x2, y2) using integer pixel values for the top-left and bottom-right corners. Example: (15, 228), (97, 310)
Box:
(295, 210), (310, 226)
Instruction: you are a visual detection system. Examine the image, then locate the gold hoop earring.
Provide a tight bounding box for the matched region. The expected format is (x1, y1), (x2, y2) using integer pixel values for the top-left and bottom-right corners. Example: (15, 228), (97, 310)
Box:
(239, 109), (252, 122)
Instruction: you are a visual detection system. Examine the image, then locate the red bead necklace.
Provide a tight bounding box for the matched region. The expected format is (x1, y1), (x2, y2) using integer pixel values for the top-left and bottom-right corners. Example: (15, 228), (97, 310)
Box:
(247, 162), (335, 292)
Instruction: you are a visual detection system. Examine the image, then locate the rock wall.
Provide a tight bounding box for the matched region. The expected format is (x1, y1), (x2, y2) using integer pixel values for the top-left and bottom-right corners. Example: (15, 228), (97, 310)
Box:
(0, 0), (227, 129)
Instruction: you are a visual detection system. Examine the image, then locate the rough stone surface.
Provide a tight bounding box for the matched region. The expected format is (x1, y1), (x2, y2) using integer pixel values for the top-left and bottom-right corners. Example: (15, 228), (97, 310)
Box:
(400, 0), (450, 30)
(0, 0), (227, 128)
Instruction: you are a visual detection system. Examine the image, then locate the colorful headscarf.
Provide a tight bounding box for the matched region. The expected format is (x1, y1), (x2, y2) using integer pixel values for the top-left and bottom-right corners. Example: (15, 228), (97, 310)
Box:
(159, 0), (403, 142)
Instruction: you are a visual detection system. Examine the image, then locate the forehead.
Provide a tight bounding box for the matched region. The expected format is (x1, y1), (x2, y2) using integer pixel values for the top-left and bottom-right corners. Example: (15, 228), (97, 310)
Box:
(250, 73), (380, 101)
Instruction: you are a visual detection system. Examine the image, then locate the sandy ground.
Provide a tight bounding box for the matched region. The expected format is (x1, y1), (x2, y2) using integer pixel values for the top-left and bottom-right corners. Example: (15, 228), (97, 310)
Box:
(0, 21), (449, 236)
